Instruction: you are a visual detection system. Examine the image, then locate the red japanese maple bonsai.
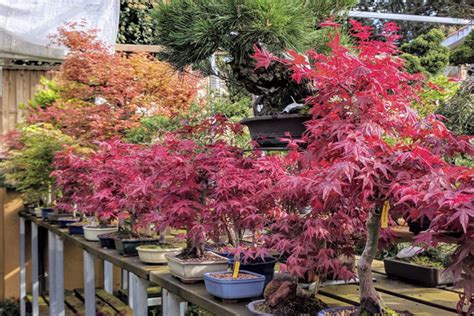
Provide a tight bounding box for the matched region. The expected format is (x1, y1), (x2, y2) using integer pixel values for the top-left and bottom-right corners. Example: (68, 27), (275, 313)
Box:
(253, 20), (474, 313)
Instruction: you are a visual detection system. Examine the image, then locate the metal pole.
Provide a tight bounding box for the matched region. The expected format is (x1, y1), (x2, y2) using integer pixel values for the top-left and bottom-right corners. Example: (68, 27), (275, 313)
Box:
(104, 260), (113, 294)
(55, 235), (64, 316)
(19, 217), (26, 316)
(47, 230), (56, 316)
(83, 251), (96, 316)
(31, 222), (39, 316)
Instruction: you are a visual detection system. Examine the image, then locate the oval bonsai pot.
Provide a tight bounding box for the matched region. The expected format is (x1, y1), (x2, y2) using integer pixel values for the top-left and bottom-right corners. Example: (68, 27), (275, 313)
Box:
(83, 225), (118, 242)
(247, 299), (274, 316)
(204, 270), (265, 300)
(114, 237), (160, 257)
(41, 207), (54, 220)
(98, 232), (117, 249)
(58, 217), (79, 228)
(67, 222), (85, 235)
(384, 258), (453, 287)
(165, 252), (230, 283)
(137, 244), (183, 264)
(241, 114), (311, 148)
(230, 256), (277, 287)
(33, 207), (42, 218)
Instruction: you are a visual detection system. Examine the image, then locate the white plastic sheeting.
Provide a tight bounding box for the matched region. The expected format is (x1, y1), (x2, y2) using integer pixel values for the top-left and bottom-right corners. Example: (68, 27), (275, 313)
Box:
(0, 0), (120, 61)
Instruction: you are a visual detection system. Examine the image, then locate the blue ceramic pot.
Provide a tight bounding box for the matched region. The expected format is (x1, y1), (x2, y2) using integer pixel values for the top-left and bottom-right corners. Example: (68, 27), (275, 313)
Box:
(41, 207), (54, 220)
(204, 270), (265, 299)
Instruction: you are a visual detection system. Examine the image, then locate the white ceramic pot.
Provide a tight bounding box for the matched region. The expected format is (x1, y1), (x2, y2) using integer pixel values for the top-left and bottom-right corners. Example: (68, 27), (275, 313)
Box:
(165, 252), (229, 282)
(83, 225), (118, 241)
(34, 207), (42, 218)
(137, 245), (183, 264)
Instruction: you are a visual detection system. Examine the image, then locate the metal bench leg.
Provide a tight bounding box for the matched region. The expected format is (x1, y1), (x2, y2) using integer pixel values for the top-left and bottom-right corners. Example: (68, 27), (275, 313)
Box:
(162, 289), (185, 316)
(128, 272), (135, 308)
(55, 235), (64, 316)
(47, 231), (57, 316)
(133, 274), (148, 316)
(122, 269), (128, 290)
(104, 261), (113, 294)
(83, 251), (96, 316)
(31, 222), (39, 316)
(20, 217), (26, 316)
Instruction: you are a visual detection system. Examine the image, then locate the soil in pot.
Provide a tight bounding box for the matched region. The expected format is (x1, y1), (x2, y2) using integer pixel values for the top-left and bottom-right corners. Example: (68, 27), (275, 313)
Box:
(176, 251), (228, 262)
(211, 272), (259, 280)
(317, 307), (414, 316)
(250, 296), (327, 316)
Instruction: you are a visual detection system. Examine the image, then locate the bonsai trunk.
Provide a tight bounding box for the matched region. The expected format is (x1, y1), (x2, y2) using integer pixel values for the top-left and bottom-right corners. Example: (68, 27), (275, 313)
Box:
(358, 207), (383, 313)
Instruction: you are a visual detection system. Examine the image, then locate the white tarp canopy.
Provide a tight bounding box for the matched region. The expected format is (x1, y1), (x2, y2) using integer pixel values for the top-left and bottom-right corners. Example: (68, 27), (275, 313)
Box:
(0, 0), (120, 61)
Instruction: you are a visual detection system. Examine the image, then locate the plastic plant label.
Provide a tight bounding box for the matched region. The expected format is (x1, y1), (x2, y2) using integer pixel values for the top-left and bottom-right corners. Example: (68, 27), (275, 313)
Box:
(232, 261), (240, 278)
(381, 200), (390, 228)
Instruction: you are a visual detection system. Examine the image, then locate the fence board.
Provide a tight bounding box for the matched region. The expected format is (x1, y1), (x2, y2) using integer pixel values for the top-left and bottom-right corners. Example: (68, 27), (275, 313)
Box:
(0, 68), (53, 147)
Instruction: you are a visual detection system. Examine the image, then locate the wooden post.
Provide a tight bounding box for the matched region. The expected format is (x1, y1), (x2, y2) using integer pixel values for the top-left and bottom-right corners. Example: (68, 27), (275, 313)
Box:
(83, 251), (96, 316)
(31, 222), (39, 316)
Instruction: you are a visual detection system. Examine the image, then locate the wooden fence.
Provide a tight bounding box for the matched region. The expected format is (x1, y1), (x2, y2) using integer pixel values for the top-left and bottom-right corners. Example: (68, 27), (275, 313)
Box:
(0, 65), (54, 143)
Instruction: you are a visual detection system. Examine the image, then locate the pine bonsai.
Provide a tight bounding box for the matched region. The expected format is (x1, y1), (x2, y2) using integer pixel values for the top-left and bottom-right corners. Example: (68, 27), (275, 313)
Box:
(152, 0), (355, 115)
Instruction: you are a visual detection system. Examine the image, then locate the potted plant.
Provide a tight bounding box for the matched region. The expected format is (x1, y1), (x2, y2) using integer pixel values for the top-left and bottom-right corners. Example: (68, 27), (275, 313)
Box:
(247, 20), (473, 314)
(204, 270), (266, 300)
(0, 124), (78, 218)
(152, 0), (355, 148)
(83, 220), (118, 242)
(137, 244), (183, 264)
(383, 243), (455, 287)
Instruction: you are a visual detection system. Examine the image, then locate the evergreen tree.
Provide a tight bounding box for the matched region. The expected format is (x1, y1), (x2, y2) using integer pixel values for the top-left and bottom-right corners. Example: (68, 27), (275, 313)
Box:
(401, 29), (450, 75)
(151, 0), (356, 115)
(450, 29), (474, 65)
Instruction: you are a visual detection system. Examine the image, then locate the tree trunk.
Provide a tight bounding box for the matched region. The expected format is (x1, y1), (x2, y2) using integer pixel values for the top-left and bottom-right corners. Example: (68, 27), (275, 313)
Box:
(358, 207), (383, 313)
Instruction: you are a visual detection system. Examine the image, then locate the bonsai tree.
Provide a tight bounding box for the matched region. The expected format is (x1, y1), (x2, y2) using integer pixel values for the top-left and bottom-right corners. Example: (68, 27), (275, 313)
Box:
(254, 20), (473, 313)
(27, 23), (199, 145)
(152, 0), (355, 115)
(1, 123), (80, 206)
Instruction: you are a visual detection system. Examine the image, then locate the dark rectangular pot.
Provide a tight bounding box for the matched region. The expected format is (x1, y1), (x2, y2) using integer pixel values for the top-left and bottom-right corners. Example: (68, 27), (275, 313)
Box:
(57, 217), (79, 228)
(98, 233), (116, 249)
(67, 224), (84, 235)
(384, 258), (453, 287)
(230, 256), (277, 287)
(114, 238), (159, 257)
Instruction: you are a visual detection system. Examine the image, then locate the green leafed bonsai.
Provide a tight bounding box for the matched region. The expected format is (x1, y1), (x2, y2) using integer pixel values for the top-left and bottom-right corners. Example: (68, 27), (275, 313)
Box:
(152, 0), (355, 115)
(401, 29), (450, 75)
(0, 123), (81, 206)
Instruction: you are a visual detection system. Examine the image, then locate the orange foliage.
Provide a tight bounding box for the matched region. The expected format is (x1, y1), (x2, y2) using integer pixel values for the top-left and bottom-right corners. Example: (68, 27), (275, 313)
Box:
(27, 22), (199, 144)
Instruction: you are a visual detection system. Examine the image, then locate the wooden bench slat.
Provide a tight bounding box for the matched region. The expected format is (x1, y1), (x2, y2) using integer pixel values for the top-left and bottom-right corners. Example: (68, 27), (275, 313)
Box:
(74, 288), (119, 315)
(64, 293), (85, 316)
(95, 289), (133, 315)
(319, 284), (456, 315)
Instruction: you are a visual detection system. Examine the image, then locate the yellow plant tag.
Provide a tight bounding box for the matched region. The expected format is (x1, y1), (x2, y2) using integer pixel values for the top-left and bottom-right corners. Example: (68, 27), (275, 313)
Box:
(381, 200), (390, 228)
(232, 261), (240, 278)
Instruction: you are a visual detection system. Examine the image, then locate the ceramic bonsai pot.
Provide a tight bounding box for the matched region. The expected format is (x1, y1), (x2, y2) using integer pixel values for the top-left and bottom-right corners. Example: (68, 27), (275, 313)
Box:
(98, 232), (117, 249)
(114, 238), (160, 257)
(34, 207), (42, 218)
(230, 256), (277, 286)
(137, 244), (183, 264)
(241, 114), (310, 148)
(204, 270), (265, 299)
(58, 217), (79, 228)
(48, 213), (72, 224)
(247, 299), (274, 316)
(384, 258), (453, 287)
(83, 225), (118, 242)
(165, 252), (229, 283)
(41, 207), (54, 220)
(67, 222), (85, 235)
